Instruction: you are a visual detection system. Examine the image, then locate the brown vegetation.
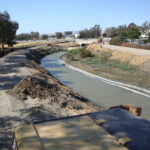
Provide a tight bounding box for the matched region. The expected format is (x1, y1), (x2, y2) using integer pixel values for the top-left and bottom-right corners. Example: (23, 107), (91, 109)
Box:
(14, 41), (54, 48)
(57, 42), (80, 48)
(86, 44), (150, 66)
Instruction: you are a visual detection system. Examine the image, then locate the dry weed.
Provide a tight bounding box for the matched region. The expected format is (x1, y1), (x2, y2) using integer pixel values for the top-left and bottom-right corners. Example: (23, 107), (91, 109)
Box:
(86, 44), (150, 66)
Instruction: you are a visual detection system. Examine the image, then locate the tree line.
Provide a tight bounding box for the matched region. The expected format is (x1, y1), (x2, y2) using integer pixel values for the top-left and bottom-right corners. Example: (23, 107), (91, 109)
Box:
(78, 22), (150, 42)
(1, 11), (149, 50)
(78, 25), (101, 39)
(104, 22), (150, 39)
(104, 22), (150, 45)
(16, 32), (50, 41)
(0, 11), (19, 49)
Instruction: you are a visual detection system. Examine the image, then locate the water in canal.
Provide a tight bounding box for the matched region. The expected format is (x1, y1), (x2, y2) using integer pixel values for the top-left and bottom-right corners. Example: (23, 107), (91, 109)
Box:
(41, 52), (150, 120)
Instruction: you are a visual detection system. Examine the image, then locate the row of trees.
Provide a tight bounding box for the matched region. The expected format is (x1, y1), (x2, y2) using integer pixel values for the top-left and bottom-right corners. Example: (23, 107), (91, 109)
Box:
(16, 32), (65, 40)
(16, 32), (70, 40)
(79, 25), (101, 39)
(16, 32), (50, 41)
(78, 22), (150, 42)
(104, 22), (150, 39)
(104, 23), (141, 40)
(0, 11), (19, 49)
(104, 22), (150, 45)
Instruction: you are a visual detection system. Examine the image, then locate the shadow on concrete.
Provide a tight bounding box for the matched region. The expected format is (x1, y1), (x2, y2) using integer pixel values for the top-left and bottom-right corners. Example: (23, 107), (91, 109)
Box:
(0, 107), (58, 149)
(0, 76), (22, 90)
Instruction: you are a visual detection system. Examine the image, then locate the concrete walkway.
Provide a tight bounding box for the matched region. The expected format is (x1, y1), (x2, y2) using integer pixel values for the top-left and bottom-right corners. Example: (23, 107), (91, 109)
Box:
(0, 49), (41, 149)
(15, 115), (128, 150)
(15, 109), (150, 150)
(0, 49), (39, 117)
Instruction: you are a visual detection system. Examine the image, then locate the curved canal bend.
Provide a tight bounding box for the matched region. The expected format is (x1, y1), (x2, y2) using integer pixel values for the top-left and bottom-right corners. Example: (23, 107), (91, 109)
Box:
(41, 52), (150, 120)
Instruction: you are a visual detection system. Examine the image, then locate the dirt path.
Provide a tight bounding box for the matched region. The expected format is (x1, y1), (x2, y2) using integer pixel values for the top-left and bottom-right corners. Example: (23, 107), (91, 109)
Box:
(102, 44), (150, 56)
(0, 49), (41, 149)
(0, 49), (39, 116)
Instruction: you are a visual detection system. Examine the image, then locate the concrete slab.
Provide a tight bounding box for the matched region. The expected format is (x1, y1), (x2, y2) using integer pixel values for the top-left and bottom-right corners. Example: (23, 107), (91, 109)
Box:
(15, 116), (128, 150)
(90, 109), (150, 150)
(15, 124), (43, 150)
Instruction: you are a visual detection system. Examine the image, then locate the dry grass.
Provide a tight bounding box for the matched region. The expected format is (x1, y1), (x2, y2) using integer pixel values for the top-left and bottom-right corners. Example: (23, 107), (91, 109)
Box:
(86, 44), (150, 66)
(14, 41), (55, 48)
(86, 44), (102, 52)
(58, 42), (79, 48)
(110, 51), (133, 63)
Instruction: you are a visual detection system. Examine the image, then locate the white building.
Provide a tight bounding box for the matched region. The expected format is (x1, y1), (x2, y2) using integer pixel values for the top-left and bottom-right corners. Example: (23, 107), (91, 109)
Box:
(140, 29), (150, 40)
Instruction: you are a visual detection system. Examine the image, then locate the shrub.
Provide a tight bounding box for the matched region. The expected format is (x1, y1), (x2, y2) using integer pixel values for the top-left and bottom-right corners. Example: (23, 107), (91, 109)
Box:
(98, 37), (103, 43)
(80, 49), (94, 58)
(110, 37), (123, 45)
(100, 50), (112, 61)
(66, 49), (81, 60)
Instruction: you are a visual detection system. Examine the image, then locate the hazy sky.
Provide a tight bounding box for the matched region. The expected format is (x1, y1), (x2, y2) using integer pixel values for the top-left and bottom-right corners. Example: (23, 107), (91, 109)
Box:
(0, 0), (150, 34)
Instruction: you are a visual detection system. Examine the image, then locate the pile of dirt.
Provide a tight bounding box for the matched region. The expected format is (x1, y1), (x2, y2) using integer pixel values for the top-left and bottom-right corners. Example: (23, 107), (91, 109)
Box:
(9, 76), (58, 100)
(8, 71), (100, 113)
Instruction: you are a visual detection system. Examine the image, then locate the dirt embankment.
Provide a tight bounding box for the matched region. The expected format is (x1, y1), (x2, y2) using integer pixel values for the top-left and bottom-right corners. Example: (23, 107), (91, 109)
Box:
(8, 46), (101, 117)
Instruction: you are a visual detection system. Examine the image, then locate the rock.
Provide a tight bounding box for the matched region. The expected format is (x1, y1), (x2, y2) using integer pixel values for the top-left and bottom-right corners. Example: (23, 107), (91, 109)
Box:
(109, 104), (142, 116)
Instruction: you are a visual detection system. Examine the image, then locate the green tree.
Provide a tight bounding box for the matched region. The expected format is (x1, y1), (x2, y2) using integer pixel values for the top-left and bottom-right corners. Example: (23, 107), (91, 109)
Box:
(56, 32), (63, 39)
(41, 34), (49, 40)
(30, 32), (39, 40)
(16, 33), (31, 41)
(104, 27), (117, 37)
(117, 25), (128, 40)
(79, 25), (101, 39)
(90, 25), (101, 38)
(141, 21), (150, 33)
(116, 24), (141, 41)
(79, 29), (90, 39)
(0, 11), (19, 49)
(127, 23), (141, 40)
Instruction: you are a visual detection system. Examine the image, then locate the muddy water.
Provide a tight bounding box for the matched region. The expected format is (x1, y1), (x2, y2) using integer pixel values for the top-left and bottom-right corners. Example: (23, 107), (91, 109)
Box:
(41, 52), (150, 120)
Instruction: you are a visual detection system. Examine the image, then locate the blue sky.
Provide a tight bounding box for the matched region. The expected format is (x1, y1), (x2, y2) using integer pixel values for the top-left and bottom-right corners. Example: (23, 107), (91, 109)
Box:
(0, 0), (150, 34)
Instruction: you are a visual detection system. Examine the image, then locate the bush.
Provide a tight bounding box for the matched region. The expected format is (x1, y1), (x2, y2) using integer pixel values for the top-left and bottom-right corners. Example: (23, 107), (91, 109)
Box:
(98, 37), (103, 43)
(100, 50), (112, 61)
(66, 48), (94, 60)
(80, 49), (94, 58)
(66, 49), (81, 60)
(110, 37), (123, 45)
